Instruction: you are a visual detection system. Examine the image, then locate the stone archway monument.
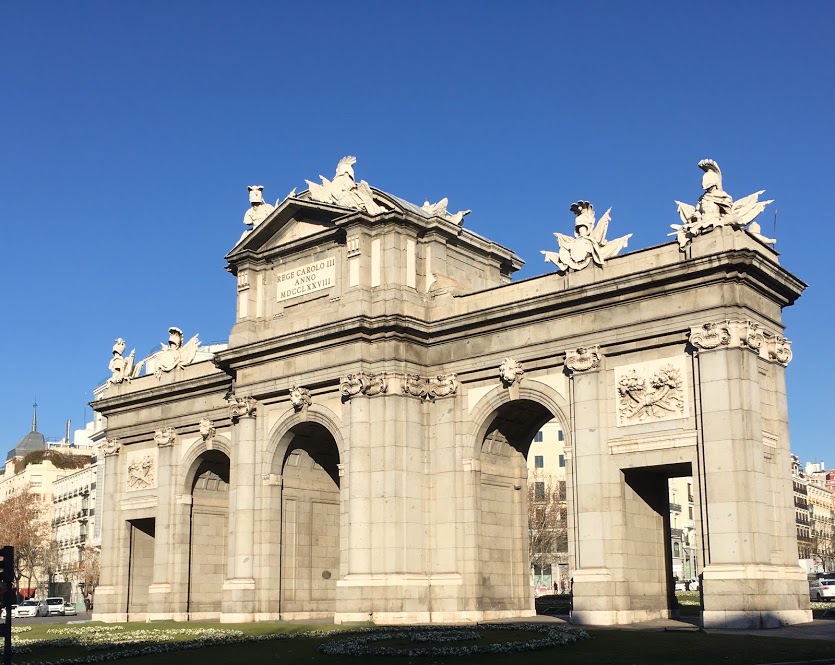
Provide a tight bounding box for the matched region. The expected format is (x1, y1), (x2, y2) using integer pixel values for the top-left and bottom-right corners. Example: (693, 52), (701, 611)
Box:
(92, 157), (809, 629)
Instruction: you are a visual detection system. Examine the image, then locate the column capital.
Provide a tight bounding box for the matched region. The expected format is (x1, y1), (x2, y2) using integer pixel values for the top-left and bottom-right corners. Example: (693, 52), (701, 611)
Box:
(689, 319), (792, 366)
(565, 346), (603, 374)
(101, 437), (121, 457)
(154, 427), (176, 448)
(228, 394), (257, 420)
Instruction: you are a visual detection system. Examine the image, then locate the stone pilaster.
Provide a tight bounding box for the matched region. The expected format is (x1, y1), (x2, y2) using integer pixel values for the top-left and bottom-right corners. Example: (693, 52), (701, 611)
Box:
(148, 428), (178, 619)
(93, 439), (129, 622)
(221, 396), (258, 622)
(690, 320), (810, 628)
(563, 346), (617, 624)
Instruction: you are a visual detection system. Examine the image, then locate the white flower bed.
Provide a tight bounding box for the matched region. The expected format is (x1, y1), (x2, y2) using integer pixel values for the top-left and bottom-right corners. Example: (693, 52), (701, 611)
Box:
(10, 626), (31, 634)
(319, 624), (590, 657)
(1, 623), (589, 663)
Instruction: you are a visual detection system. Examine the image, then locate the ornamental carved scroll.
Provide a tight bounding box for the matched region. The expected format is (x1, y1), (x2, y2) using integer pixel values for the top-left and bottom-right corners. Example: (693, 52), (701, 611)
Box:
(403, 373), (458, 400)
(228, 394), (257, 419)
(565, 346), (602, 373)
(340, 372), (388, 399)
(689, 319), (793, 366)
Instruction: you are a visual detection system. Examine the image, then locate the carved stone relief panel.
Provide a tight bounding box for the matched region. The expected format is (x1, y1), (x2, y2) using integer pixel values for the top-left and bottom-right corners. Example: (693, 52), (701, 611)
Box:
(125, 447), (158, 492)
(614, 356), (689, 427)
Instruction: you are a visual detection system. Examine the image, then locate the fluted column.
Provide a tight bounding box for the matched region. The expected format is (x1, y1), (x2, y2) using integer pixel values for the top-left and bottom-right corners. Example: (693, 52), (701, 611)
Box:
(221, 396), (257, 622)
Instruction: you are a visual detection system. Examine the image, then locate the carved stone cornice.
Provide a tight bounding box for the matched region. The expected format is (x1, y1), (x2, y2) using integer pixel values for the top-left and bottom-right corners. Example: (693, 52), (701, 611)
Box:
(403, 373), (458, 400)
(499, 358), (524, 387)
(154, 427), (176, 448)
(228, 394), (257, 419)
(340, 372), (388, 399)
(101, 438), (121, 457)
(689, 319), (792, 366)
(290, 385), (312, 412)
(565, 346), (602, 374)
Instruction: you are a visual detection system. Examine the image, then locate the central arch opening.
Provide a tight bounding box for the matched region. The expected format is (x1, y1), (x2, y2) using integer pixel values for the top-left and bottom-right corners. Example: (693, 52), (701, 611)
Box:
(278, 422), (341, 617)
(477, 399), (556, 612)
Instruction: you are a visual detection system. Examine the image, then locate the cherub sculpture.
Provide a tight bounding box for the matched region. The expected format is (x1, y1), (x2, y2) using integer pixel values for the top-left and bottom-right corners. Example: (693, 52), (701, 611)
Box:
(541, 201), (632, 273)
(306, 156), (389, 216)
(671, 159), (774, 249)
(421, 197), (471, 225)
(108, 338), (142, 384)
(153, 326), (200, 379)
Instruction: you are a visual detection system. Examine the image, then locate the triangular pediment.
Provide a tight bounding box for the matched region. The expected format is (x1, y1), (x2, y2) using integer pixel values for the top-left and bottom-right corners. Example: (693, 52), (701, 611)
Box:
(226, 197), (352, 260)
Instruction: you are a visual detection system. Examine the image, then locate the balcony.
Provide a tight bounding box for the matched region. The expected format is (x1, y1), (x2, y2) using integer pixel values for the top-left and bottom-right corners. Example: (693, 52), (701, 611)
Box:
(669, 502), (682, 513)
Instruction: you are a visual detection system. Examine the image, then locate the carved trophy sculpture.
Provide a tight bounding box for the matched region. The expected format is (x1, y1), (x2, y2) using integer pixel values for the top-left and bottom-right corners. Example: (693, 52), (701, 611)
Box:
(671, 159), (775, 249)
(421, 197), (472, 225)
(306, 156), (389, 216)
(153, 326), (200, 380)
(542, 201), (632, 273)
(243, 185), (275, 230)
(108, 338), (143, 384)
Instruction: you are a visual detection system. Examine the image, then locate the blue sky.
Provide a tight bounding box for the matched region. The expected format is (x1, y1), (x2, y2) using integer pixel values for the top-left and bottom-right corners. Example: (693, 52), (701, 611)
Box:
(2, 1), (832, 464)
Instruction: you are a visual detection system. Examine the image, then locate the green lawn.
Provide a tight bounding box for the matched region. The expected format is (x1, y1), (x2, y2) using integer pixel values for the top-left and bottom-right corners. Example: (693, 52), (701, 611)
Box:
(8, 621), (835, 665)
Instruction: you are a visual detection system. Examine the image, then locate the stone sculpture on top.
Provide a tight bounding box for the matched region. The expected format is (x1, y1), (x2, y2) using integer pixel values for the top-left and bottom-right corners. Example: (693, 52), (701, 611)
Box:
(243, 185), (275, 230)
(306, 156), (389, 216)
(152, 326), (200, 380)
(541, 201), (632, 273)
(421, 197), (472, 225)
(671, 159), (775, 249)
(108, 338), (142, 384)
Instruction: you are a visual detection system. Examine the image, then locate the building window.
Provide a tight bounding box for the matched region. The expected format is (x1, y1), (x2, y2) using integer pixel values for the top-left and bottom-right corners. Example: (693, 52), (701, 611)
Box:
(535, 482), (545, 501)
(689, 506), (694, 519)
(673, 542), (681, 557)
(559, 454), (565, 467)
(31, 475), (42, 486)
(534, 431), (544, 443)
(558, 430), (564, 442)
(535, 455), (544, 469)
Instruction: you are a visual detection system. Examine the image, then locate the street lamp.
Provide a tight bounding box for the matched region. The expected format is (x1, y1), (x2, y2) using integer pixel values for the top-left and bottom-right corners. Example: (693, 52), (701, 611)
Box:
(78, 581), (85, 602)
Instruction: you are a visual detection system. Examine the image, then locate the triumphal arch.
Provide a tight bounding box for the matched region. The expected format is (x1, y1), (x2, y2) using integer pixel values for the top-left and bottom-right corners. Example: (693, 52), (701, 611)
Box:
(93, 157), (810, 629)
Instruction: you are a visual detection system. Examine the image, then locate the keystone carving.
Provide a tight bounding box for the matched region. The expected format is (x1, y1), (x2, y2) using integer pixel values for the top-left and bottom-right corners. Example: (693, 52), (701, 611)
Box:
(565, 346), (602, 373)
(689, 319), (793, 366)
(499, 358), (524, 387)
(101, 438), (121, 457)
(228, 394), (257, 419)
(199, 418), (216, 442)
(154, 427), (176, 447)
(290, 385), (312, 411)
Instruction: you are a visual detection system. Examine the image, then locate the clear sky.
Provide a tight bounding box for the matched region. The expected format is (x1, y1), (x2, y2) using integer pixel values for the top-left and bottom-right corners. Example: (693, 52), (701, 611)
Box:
(2, 1), (832, 464)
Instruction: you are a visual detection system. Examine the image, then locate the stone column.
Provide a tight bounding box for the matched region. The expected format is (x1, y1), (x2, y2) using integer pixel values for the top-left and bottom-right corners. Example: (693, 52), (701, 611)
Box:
(221, 396), (257, 622)
(94, 438), (129, 622)
(147, 428), (178, 620)
(690, 320), (810, 628)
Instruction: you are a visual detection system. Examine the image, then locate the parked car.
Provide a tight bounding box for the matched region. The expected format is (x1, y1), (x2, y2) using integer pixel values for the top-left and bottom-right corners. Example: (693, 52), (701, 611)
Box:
(0, 605), (19, 620)
(45, 597), (67, 616)
(16, 599), (48, 617)
(674, 579), (687, 592)
(62, 601), (77, 616)
(809, 578), (835, 602)
(686, 578), (700, 591)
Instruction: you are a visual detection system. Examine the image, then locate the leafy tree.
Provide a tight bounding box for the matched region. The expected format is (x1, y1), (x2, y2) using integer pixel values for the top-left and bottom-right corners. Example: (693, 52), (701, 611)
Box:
(0, 485), (51, 600)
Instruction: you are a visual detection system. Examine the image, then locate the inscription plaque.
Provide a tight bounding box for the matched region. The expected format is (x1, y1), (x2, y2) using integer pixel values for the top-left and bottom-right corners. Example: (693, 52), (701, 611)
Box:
(276, 257), (336, 302)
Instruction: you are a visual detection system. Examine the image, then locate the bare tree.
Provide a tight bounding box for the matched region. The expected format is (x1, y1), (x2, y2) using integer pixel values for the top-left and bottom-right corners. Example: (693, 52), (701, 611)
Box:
(75, 545), (101, 600)
(0, 485), (51, 600)
(528, 479), (568, 578)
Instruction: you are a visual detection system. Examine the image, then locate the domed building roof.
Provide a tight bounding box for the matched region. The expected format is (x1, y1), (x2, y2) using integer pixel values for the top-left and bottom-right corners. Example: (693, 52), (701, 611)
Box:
(6, 405), (47, 461)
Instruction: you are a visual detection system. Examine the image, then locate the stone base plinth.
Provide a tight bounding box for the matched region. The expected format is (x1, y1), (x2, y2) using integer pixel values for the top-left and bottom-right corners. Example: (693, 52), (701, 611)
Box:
(220, 577), (256, 623)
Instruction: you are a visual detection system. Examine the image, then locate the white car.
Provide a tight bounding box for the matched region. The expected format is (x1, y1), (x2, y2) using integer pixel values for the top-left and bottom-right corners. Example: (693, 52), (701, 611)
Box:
(0, 605), (19, 620)
(16, 599), (48, 617)
(45, 597), (66, 615)
(809, 578), (835, 602)
(62, 601), (78, 616)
